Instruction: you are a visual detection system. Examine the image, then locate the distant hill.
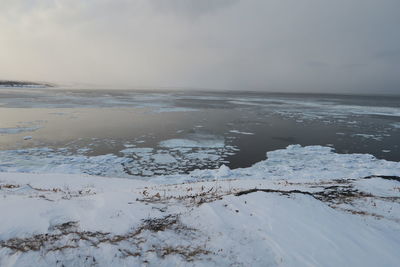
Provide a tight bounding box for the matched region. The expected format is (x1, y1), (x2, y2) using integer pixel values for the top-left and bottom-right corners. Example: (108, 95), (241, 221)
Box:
(0, 80), (53, 88)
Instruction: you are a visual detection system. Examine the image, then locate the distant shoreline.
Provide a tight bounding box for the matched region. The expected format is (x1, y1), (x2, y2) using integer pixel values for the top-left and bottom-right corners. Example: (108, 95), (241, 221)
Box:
(0, 80), (53, 88)
(0, 81), (398, 97)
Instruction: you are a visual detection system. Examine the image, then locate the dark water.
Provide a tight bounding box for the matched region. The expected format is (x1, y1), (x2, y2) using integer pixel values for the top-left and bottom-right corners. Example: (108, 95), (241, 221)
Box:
(0, 88), (399, 176)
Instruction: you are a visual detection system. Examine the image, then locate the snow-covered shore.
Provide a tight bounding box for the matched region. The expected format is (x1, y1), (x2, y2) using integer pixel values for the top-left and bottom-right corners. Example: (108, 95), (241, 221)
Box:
(1, 146), (400, 266)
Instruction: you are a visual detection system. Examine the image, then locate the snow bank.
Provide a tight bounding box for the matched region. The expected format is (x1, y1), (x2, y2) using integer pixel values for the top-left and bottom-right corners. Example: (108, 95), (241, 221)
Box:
(0, 160), (399, 266)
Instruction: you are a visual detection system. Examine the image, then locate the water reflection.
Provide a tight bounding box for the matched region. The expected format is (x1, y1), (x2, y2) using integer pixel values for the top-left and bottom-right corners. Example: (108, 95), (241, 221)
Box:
(0, 89), (399, 177)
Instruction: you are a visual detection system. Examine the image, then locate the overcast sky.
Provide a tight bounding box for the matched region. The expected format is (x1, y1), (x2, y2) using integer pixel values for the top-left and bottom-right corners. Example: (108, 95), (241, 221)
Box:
(1, 0), (399, 93)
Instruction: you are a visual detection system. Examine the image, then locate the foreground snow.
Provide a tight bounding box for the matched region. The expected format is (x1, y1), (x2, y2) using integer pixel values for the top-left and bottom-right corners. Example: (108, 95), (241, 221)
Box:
(0, 146), (400, 266)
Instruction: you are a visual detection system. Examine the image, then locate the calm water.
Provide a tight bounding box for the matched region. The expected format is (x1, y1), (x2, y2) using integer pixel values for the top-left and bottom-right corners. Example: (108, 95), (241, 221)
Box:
(0, 88), (399, 176)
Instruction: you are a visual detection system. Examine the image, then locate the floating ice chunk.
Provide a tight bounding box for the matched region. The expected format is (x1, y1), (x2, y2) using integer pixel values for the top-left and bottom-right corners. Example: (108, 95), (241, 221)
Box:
(229, 130), (254, 135)
(352, 134), (383, 141)
(0, 126), (41, 134)
(186, 153), (220, 161)
(77, 148), (91, 154)
(151, 153), (177, 164)
(120, 147), (153, 154)
(152, 107), (198, 113)
(142, 170), (154, 176)
(391, 122), (400, 129)
(123, 143), (135, 148)
(229, 100), (266, 106)
(159, 138), (224, 148)
(1, 145), (398, 183)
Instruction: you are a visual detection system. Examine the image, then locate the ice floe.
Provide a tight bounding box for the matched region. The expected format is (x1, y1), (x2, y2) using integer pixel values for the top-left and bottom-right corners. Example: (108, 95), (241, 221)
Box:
(229, 130), (255, 135)
(1, 145), (399, 186)
(352, 133), (384, 141)
(0, 135), (237, 177)
(0, 126), (41, 135)
(159, 137), (225, 148)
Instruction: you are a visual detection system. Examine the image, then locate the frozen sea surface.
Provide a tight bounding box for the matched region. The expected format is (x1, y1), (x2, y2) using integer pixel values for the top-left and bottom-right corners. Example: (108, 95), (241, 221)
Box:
(0, 88), (399, 177)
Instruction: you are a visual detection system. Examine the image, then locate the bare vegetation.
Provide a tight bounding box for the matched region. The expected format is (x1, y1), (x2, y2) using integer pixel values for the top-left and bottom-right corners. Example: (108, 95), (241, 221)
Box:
(0, 214), (210, 262)
(0, 184), (20, 189)
(364, 175), (400, 182)
(136, 185), (232, 206)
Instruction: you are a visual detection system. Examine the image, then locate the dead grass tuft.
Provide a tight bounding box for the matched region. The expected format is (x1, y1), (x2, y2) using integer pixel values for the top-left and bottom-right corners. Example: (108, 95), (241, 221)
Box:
(0, 214), (210, 261)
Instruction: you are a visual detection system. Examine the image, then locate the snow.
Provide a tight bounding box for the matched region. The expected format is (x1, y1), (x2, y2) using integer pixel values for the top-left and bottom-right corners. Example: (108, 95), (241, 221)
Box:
(0, 146), (399, 266)
(0, 146), (400, 266)
(196, 192), (399, 266)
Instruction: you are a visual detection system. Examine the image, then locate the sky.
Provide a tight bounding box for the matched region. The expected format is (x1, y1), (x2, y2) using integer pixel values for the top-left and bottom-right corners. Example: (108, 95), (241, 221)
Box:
(1, 0), (400, 94)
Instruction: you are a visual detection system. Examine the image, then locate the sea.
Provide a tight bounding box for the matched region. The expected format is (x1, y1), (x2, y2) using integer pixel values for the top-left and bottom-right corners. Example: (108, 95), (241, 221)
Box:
(0, 87), (399, 177)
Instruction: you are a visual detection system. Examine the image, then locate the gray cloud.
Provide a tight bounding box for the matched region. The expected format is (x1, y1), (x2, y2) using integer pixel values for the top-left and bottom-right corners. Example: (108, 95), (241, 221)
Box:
(1, 0), (399, 94)
(150, 0), (239, 18)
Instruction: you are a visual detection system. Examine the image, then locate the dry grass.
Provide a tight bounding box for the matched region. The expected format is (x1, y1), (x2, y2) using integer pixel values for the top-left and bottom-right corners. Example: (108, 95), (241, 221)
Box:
(0, 184), (20, 189)
(0, 214), (210, 261)
(136, 186), (231, 206)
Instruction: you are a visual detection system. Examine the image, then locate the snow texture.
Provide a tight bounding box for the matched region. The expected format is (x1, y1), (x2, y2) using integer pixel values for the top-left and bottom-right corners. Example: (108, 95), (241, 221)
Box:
(0, 146), (399, 266)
